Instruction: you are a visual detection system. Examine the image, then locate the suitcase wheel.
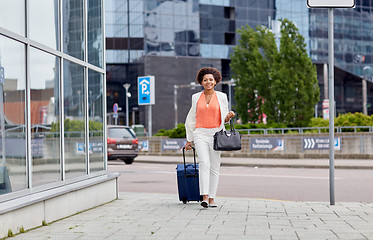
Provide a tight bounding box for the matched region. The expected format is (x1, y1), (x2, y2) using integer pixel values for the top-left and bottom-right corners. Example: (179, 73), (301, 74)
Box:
(182, 198), (187, 204)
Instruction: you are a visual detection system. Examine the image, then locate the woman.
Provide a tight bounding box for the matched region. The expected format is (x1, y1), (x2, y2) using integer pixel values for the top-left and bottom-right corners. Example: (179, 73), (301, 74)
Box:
(184, 67), (235, 208)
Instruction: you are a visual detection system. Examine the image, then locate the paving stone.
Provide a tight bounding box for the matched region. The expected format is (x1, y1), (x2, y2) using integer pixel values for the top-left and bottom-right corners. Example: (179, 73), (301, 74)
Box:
(9, 192), (373, 240)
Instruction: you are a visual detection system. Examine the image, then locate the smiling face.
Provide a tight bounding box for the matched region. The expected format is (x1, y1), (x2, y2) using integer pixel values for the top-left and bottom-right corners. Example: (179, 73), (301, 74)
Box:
(201, 74), (216, 91)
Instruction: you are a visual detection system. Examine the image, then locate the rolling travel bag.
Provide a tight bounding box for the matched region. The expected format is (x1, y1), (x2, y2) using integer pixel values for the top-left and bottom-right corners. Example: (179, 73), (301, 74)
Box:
(176, 147), (202, 204)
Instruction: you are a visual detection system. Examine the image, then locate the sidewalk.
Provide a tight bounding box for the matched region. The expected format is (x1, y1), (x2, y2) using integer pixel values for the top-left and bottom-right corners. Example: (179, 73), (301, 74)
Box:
(9, 192), (373, 240)
(135, 155), (373, 169)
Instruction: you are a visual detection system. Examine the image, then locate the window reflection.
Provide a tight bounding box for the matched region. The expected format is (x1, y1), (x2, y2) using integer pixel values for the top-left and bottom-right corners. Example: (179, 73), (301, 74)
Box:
(0, 36), (27, 195)
(63, 60), (86, 179)
(30, 48), (61, 187)
(88, 0), (104, 68)
(88, 70), (104, 173)
(0, 0), (25, 36)
(144, 0), (200, 57)
(29, 0), (59, 50)
(63, 0), (84, 60)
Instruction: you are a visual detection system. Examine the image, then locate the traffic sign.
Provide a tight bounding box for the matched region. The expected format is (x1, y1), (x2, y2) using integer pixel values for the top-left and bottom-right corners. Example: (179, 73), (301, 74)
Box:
(307, 0), (355, 8)
(250, 138), (284, 151)
(138, 76), (155, 105)
(303, 137), (341, 150)
(113, 103), (118, 113)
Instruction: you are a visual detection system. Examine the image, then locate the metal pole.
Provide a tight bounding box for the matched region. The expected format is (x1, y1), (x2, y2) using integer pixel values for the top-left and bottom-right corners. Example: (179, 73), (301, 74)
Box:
(123, 84), (130, 126)
(126, 89), (129, 126)
(363, 78), (367, 115)
(0, 83), (5, 165)
(174, 85), (178, 128)
(148, 105), (152, 137)
(328, 8), (335, 205)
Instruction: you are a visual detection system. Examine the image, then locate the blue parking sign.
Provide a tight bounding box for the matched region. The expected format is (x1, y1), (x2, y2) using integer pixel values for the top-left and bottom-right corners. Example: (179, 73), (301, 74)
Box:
(138, 76), (155, 105)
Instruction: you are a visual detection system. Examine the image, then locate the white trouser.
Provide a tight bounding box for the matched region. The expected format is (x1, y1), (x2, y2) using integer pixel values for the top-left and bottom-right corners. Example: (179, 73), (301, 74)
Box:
(194, 128), (221, 199)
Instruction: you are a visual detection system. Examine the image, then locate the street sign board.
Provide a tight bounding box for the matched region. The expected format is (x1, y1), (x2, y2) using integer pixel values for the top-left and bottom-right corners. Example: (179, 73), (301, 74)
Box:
(161, 139), (187, 152)
(138, 76), (155, 105)
(307, 0), (355, 8)
(303, 137), (341, 150)
(250, 138), (284, 151)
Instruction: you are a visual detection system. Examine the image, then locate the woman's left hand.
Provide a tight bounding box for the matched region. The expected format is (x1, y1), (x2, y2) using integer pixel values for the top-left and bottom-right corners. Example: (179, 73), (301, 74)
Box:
(225, 111), (235, 122)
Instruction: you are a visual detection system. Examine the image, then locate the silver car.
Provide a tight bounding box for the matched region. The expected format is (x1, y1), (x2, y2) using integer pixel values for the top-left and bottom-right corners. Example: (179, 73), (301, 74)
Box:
(107, 125), (138, 164)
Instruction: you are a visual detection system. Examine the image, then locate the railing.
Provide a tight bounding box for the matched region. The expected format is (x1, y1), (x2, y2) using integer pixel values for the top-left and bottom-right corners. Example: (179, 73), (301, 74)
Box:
(139, 134), (373, 156)
(236, 126), (373, 134)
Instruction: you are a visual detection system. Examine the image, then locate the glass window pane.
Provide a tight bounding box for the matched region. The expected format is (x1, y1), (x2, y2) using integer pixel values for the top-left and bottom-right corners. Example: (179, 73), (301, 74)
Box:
(63, 0), (84, 60)
(0, 36), (27, 194)
(63, 60), (86, 179)
(88, 70), (104, 173)
(0, 0), (25, 36)
(30, 48), (61, 187)
(29, 0), (60, 50)
(88, 0), (104, 68)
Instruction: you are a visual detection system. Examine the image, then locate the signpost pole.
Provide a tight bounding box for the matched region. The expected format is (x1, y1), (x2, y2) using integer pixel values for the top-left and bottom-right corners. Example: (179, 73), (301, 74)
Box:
(148, 105), (152, 137)
(328, 8), (335, 206)
(174, 85), (178, 128)
(308, 0), (355, 206)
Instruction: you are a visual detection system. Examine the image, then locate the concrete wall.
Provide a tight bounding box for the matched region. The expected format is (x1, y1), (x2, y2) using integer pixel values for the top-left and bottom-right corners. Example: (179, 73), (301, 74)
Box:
(139, 133), (373, 159)
(0, 174), (118, 238)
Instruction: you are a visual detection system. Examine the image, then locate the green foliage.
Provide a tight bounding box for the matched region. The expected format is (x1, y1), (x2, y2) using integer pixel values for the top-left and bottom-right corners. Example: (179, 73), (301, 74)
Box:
(309, 118), (329, 127)
(19, 226), (25, 233)
(335, 112), (372, 127)
(231, 19), (319, 127)
(335, 112), (373, 132)
(231, 25), (276, 123)
(7, 229), (14, 237)
(50, 119), (103, 137)
(154, 123), (186, 138)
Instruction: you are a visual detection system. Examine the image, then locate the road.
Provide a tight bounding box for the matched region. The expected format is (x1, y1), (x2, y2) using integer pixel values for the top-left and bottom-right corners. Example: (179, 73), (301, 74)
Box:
(108, 160), (373, 202)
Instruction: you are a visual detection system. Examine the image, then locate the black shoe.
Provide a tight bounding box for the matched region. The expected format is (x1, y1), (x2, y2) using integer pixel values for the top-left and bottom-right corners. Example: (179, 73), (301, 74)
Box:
(201, 201), (208, 208)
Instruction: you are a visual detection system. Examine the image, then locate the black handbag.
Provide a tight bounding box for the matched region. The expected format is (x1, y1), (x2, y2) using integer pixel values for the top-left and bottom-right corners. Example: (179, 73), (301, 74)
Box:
(213, 120), (241, 151)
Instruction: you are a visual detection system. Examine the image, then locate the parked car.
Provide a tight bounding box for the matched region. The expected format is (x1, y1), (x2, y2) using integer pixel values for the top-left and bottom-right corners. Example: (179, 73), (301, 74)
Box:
(107, 125), (138, 164)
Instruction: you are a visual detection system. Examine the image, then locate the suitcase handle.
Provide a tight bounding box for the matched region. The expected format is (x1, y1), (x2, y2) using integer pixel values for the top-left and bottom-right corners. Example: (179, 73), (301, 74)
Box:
(182, 146), (197, 177)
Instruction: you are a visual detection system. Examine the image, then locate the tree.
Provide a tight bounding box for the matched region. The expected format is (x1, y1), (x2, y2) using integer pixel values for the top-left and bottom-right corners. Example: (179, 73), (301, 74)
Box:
(231, 19), (319, 127)
(230, 25), (276, 123)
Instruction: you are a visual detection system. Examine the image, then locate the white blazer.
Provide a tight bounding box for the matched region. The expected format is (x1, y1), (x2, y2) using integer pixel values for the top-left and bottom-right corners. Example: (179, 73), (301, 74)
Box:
(185, 91), (229, 142)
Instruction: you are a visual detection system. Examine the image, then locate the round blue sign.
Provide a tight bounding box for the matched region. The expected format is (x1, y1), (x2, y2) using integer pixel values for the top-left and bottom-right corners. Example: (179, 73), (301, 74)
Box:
(113, 103), (118, 113)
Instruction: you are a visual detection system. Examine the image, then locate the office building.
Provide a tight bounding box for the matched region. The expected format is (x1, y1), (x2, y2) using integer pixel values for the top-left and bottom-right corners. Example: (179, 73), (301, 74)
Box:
(106, 0), (373, 134)
(0, 0), (117, 237)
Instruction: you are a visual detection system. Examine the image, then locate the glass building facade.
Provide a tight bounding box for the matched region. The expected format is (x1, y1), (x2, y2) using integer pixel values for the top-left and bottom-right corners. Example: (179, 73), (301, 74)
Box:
(0, 0), (105, 200)
(105, 0), (373, 132)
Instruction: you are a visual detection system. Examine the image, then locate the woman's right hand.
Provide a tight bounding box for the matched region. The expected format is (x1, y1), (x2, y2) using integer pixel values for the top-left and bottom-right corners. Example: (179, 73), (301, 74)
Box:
(184, 141), (193, 151)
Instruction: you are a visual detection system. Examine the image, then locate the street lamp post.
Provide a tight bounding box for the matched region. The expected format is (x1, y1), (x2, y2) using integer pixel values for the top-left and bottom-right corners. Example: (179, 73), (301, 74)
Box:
(218, 79), (236, 111)
(362, 66), (373, 115)
(174, 82), (197, 128)
(123, 83), (131, 126)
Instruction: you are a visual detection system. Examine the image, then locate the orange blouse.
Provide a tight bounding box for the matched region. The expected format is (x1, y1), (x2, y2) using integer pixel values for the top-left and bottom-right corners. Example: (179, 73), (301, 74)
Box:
(195, 92), (221, 128)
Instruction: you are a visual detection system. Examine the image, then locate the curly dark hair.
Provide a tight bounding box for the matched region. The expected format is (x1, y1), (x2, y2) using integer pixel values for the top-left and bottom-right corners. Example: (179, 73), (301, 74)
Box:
(196, 67), (222, 85)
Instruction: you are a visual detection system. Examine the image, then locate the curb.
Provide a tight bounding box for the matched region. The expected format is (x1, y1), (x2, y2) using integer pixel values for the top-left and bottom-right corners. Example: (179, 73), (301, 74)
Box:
(134, 159), (373, 169)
